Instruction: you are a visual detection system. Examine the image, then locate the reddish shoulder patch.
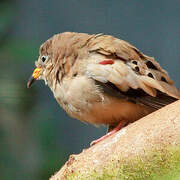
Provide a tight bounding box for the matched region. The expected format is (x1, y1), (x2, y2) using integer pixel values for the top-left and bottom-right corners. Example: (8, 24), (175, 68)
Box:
(99, 60), (114, 65)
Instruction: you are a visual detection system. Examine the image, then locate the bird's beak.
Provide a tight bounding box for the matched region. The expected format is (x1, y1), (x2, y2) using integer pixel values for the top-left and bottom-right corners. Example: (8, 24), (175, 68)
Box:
(27, 67), (42, 88)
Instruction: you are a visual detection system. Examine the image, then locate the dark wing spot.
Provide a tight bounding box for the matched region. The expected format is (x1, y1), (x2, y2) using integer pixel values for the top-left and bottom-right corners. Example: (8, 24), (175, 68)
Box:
(56, 70), (60, 83)
(135, 66), (140, 72)
(148, 72), (154, 79)
(132, 60), (138, 65)
(161, 76), (167, 83)
(146, 61), (158, 70)
(73, 72), (77, 77)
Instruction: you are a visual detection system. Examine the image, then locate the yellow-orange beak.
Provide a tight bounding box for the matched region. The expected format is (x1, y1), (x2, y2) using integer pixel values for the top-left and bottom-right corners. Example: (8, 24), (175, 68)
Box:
(27, 67), (42, 88)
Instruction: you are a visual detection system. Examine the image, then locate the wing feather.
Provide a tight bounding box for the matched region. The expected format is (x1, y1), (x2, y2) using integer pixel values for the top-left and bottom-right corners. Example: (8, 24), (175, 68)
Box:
(86, 34), (180, 100)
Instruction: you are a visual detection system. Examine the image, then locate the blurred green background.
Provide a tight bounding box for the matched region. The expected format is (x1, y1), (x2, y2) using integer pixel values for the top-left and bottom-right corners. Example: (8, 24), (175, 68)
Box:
(0, 0), (180, 179)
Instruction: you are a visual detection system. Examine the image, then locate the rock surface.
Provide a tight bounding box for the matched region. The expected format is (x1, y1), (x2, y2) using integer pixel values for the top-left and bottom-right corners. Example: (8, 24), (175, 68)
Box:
(50, 100), (180, 180)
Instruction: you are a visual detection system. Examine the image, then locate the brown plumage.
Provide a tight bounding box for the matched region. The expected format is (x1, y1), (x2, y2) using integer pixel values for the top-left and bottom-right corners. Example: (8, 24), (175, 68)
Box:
(27, 32), (180, 145)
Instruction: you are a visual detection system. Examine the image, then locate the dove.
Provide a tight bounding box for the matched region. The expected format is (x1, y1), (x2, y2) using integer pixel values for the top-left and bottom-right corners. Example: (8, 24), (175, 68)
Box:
(27, 32), (180, 145)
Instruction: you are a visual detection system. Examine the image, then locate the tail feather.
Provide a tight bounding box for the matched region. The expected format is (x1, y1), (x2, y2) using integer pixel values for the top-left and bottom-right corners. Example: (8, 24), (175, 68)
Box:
(136, 91), (178, 110)
(96, 80), (178, 110)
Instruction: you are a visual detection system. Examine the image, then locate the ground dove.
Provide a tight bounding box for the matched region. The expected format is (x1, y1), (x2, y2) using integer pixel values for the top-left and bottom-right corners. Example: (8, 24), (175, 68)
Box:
(27, 32), (180, 145)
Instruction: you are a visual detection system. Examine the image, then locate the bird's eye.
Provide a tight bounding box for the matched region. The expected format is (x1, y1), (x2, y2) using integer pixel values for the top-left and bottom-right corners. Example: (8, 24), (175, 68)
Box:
(41, 55), (47, 62)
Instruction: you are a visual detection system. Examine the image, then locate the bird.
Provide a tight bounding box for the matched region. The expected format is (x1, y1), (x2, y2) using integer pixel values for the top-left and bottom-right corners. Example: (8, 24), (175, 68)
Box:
(27, 32), (180, 146)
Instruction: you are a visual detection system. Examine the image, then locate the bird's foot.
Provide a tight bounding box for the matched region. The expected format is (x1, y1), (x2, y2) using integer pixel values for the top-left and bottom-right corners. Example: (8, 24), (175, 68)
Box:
(90, 120), (126, 146)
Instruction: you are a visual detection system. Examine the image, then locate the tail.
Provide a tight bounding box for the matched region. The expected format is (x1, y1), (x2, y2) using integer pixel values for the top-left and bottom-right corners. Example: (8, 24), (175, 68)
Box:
(136, 90), (178, 110)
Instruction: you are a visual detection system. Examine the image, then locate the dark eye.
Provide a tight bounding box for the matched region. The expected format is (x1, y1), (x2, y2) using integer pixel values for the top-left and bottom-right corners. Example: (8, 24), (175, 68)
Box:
(41, 55), (47, 62)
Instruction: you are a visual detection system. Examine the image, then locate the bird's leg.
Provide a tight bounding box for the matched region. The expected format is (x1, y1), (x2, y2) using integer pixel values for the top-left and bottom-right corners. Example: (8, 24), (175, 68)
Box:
(107, 124), (116, 133)
(90, 120), (127, 146)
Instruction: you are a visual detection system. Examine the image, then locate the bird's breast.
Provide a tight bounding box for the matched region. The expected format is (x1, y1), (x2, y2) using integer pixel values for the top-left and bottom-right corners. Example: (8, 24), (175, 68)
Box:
(51, 75), (153, 126)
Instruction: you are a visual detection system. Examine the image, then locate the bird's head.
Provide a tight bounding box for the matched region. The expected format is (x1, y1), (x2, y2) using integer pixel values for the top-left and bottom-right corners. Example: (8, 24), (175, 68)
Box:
(27, 38), (54, 88)
(27, 32), (92, 88)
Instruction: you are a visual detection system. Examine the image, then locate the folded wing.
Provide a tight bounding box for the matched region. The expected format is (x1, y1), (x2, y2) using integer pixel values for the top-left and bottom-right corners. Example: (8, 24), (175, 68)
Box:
(86, 34), (180, 108)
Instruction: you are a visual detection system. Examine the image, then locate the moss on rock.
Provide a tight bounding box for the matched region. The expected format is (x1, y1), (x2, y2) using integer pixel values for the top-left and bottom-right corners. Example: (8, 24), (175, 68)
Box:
(66, 146), (180, 180)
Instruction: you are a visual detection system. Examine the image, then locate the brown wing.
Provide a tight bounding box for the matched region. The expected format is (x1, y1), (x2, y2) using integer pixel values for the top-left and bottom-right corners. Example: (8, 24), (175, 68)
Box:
(86, 34), (180, 100)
